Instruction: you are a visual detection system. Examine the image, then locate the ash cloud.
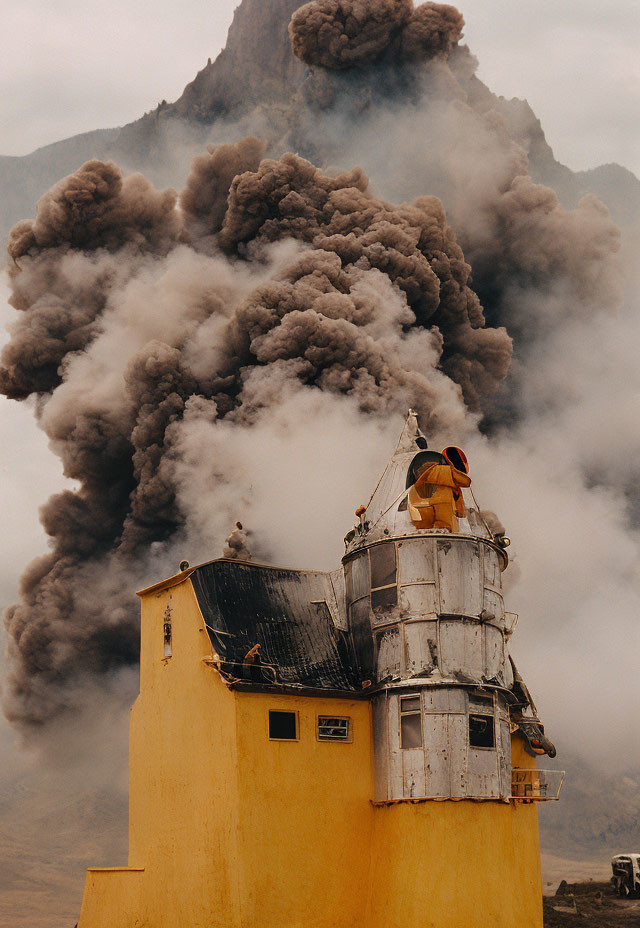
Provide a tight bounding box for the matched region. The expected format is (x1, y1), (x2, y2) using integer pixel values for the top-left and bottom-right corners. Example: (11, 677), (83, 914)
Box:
(288, 0), (464, 70)
(1, 139), (505, 725)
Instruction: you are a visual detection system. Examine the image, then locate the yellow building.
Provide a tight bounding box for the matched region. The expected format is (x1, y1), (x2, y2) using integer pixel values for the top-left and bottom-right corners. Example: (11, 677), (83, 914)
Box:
(78, 413), (562, 928)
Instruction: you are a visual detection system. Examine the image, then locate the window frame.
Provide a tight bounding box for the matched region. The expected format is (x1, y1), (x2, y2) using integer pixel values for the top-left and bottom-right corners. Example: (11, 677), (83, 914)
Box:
(468, 712), (496, 750)
(268, 709), (300, 742)
(467, 690), (496, 750)
(369, 542), (399, 610)
(316, 715), (353, 743)
(399, 692), (423, 750)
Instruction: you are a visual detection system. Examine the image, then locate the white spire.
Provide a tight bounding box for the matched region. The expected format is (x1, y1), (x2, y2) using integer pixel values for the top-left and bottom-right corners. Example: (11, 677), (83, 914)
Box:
(350, 412), (427, 544)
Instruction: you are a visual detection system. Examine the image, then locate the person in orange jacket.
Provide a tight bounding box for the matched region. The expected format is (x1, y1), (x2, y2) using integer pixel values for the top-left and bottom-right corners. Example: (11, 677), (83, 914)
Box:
(407, 447), (471, 532)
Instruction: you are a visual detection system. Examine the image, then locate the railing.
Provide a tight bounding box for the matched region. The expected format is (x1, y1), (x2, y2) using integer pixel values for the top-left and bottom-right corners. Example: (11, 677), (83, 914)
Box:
(511, 768), (565, 801)
(216, 660), (278, 684)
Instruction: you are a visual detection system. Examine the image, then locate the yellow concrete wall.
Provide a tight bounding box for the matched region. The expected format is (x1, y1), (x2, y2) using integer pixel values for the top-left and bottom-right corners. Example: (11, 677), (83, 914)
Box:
(364, 734), (542, 928)
(79, 576), (242, 928)
(367, 801), (542, 928)
(78, 575), (545, 928)
(78, 576), (375, 928)
(234, 691), (374, 928)
(78, 869), (145, 928)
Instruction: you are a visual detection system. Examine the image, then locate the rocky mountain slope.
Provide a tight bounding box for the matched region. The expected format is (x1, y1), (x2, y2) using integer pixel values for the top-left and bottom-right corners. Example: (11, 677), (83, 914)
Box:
(1, 0), (638, 243)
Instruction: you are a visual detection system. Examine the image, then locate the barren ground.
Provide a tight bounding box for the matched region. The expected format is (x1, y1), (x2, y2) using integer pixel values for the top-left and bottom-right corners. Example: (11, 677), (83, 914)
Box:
(543, 881), (640, 927)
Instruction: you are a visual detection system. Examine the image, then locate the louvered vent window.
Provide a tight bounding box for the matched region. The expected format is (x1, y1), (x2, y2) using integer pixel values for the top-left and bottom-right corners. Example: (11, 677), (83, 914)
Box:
(317, 716), (351, 742)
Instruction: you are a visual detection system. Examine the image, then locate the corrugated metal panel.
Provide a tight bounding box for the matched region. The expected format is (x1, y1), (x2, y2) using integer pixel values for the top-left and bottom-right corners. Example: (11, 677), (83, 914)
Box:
(191, 560), (359, 690)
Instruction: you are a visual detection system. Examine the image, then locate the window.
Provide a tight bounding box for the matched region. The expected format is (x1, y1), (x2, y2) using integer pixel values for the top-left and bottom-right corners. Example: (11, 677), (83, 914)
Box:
(317, 716), (351, 742)
(268, 710), (298, 741)
(400, 695), (420, 711)
(469, 714), (495, 749)
(400, 693), (422, 749)
(370, 544), (396, 588)
(370, 543), (398, 609)
(371, 586), (398, 609)
(163, 622), (172, 658)
(162, 603), (173, 659)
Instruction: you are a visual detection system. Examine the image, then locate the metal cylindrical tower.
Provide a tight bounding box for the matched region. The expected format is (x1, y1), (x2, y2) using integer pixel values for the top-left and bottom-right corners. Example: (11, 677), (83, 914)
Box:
(342, 412), (545, 802)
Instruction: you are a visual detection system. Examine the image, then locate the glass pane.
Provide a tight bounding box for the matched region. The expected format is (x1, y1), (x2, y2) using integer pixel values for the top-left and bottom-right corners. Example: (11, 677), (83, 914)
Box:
(269, 711), (297, 740)
(469, 713), (495, 748)
(370, 543), (397, 589)
(371, 586), (397, 609)
(401, 713), (422, 749)
(400, 695), (420, 712)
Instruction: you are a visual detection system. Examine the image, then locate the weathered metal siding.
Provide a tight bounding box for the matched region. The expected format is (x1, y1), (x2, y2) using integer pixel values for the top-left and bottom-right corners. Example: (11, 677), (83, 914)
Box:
(376, 688), (511, 801)
(344, 537), (510, 685)
(371, 695), (389, 800)
(404, 620), (437, 677)
(347, 533), (515, 801)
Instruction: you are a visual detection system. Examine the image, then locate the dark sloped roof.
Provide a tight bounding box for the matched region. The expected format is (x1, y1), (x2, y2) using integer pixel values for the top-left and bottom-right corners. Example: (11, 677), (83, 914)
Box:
(190, 559), (360, 691)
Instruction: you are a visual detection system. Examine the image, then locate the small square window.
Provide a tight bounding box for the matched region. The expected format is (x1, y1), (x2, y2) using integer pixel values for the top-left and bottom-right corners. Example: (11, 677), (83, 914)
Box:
(268, 710), (298, 741)
(469, 713), (495, 749)
(317, 716), (351, 742)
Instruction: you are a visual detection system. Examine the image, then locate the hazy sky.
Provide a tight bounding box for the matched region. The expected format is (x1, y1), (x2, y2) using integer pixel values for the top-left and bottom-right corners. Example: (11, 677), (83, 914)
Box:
(0, 0), (639, 176)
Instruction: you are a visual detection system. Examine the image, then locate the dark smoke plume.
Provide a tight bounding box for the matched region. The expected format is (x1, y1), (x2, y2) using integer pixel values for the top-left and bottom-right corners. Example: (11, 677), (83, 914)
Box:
(288, 0), (464, 69)
(1, 141), (507, 725)
(181, 136), (266, 238)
